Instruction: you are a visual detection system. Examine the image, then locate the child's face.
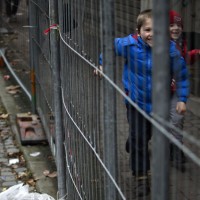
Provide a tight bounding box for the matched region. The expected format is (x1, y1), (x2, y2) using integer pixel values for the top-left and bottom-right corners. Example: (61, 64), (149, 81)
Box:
(169, 23), (182, 40)
(138, 18), (153, 47)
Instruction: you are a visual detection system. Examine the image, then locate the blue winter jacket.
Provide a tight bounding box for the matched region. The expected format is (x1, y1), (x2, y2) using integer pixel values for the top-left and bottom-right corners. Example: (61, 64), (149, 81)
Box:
(99, 34), (189, 114)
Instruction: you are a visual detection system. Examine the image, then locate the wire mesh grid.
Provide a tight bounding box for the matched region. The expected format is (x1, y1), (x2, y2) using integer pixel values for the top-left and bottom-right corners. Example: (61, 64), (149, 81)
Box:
(6, 0), (199, 199)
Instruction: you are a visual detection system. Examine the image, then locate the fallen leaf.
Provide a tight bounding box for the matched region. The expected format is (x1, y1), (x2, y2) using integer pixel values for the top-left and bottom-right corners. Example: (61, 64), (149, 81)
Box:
(47, 171), (57, 178)
(5, 85), (21, 95)
(6, 85), (20, 90)
(43, 170), (50, 176)
(7, 89), (21, 94)
(0, 113), (9, 119)
(27, 178), (36, 186)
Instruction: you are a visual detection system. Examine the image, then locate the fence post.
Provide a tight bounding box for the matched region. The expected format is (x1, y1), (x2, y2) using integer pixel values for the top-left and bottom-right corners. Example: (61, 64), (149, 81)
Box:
(152, 1), (170, 200)
(101, 0), (117, 199)
(49, 0), (66, 198)
(28, 0), (38, 113)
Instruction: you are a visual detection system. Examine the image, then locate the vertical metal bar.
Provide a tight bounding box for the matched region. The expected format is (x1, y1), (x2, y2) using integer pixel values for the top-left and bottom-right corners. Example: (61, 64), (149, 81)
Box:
(101, 0), (117, 199)
(49, 0), (66, 198)
(28, 0), (37, 113)
(152, 1), (170, 200)
(0, 0), (2, 24)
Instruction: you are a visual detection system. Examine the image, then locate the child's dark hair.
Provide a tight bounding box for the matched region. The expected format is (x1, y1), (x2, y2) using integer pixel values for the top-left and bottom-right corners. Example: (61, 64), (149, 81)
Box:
(137, 9), (152, 32)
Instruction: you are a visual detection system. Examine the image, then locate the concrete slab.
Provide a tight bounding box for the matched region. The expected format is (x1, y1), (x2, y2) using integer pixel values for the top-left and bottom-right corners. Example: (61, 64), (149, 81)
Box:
(16, 113), (47, 144)
(25, 161), (57, 198)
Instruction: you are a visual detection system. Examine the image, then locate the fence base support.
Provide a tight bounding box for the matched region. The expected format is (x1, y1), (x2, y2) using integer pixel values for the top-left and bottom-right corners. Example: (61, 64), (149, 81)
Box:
(16, 113), (47, 145)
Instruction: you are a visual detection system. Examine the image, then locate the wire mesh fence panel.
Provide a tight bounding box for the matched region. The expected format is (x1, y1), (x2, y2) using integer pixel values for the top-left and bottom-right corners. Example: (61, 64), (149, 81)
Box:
(29, 0), (56, 153)
(1, 0), (200, 198)
(26, 0), (200, 199)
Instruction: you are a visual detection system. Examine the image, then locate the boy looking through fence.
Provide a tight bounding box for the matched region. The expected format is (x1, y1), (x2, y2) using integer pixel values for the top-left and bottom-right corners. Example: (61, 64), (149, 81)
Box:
(169, 10), (200, 171)
(95, 9), (189, 197)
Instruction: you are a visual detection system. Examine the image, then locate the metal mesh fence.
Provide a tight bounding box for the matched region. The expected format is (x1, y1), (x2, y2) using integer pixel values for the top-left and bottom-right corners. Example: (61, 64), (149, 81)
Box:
(28, 0), (56, 153)
(56, 1), (200, 199)
(1, 0), (200, 199)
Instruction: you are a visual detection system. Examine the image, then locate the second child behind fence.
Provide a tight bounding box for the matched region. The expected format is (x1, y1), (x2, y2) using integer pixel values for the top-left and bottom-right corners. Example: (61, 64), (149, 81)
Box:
(95, 9), (190, 197)
(169, 10), (200, 170)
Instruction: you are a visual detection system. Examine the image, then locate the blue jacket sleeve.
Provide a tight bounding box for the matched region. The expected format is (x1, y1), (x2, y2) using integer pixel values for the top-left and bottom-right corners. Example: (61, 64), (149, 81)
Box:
(99, 36), (130, 65)
(99, 53), (103, 65)
(114, 38), (127, 57)
(171, 47), (190, 103)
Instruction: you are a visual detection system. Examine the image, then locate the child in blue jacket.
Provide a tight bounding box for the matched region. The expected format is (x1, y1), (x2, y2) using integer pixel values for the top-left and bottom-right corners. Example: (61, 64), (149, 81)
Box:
(96, 9), (189, 196)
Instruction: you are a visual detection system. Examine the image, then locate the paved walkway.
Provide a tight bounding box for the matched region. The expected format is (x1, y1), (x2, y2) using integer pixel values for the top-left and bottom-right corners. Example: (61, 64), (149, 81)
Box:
(0, 2), (58, 196)
(0, 98), (29, 191)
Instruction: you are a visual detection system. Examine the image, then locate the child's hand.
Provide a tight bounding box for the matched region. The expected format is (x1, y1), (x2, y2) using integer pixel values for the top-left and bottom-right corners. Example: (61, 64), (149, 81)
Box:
(176, 102), (186, 114)
(93, 65), (103, 78)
